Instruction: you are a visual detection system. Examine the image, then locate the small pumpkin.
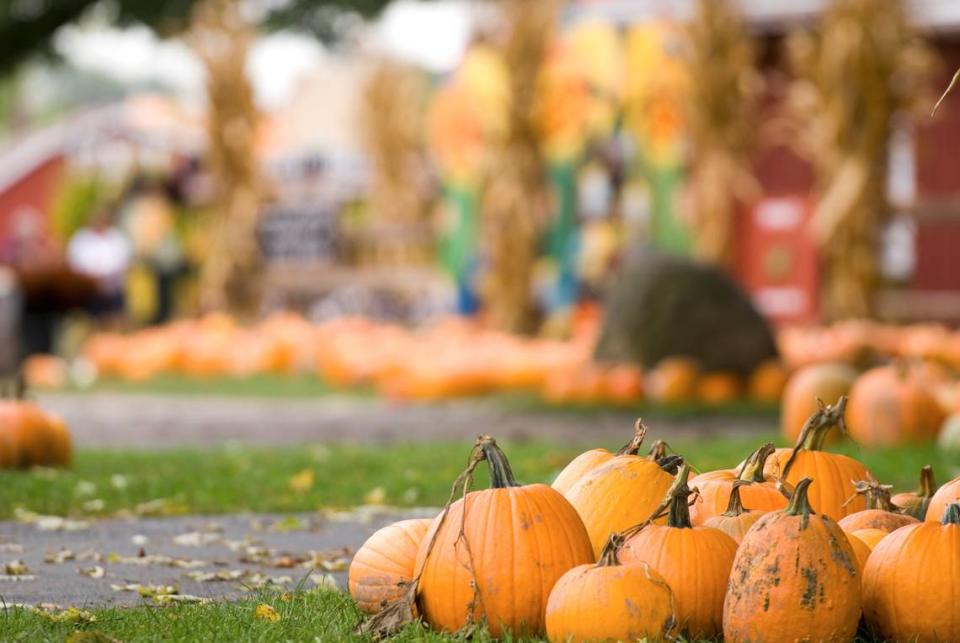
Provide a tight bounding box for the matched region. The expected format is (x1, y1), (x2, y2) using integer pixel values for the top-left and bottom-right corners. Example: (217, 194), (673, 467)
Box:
(781, 363), (858, 443)
(925, 474), (960, 522)
(892, 464), (937, 520)
(696, 372), (741, 405)
(765, 397), (872, 520)
(747, 359), (788, 403)
(847, 364), (945, 446)
(0, 423), (19, 468)
(564, 431), (676, 557)
(689, 443), (787, 526)
(0, 400), (56, 468)
(837, 478), (918, 533)
(702, 482), (763, 544)
(646, 357), (700, 403)
(863, 503), (960, 642)
(723, 478), (861, 643)
(348, 518), (432, 614)
(551, 420), (647, 495)
(416, 436), (594, 637)
(620, 464), (738, 640)
(545, 534), (677, 643)
(43, 413), (72, 468)
(601, 365), (644, 405)
(852, 527), (889, 550)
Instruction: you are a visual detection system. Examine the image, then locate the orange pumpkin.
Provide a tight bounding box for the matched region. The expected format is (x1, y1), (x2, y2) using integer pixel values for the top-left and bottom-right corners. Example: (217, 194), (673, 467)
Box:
(863, 502), (960, 642)
(349, 518), (432, 614)
(551, 420), (648, 495)
(544, 534), (676, 643)
(564, 435), (675, 557)
(723, 478), (861, 643)
(416, 436), (594, 637)
(847, 365), (945, 446)
(646, 357), (700, 403)
(852, 527), (889, 550)
(845, 531), (872, 575)
(837, 478), (919, 533)
(925, 474), (960, 522)
(689, 443), (787, 526)
(621, 465), (738, 640)
(696, 372), (741, 405)
(601, 364), (644, 405)
(42, 413), (72, 468)
(747, 359), (788, 403)
(765, 397), (871, 520)
(702, 482), (764, 544)
(780, 363), (858, 444)
(0, 423), (19, 468)
(0, 400), (56, 468)
(892, 465), (937, 520)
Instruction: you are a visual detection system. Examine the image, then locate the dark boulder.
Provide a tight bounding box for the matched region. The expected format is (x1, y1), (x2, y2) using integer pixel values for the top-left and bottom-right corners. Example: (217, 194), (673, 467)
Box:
(595, 248), (778, 375)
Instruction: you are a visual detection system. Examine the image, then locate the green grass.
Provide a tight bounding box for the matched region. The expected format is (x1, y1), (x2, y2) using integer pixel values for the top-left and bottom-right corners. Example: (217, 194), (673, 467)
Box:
(2, 438), (956, 521)
(64, 374), (362, 399)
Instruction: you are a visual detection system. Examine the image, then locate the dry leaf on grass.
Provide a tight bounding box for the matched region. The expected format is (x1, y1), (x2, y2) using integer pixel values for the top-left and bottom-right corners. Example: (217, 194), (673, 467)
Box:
(288, 469), (315, 493)
(45, 549), (76, 564)
(78, 566), (105, 579)
(254, 603), (281, 622)
(32, 606), (96, 624)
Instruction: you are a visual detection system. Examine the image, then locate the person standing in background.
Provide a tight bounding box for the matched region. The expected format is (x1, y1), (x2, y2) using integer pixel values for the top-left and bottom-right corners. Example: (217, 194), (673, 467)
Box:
(67, 207), (131, 327)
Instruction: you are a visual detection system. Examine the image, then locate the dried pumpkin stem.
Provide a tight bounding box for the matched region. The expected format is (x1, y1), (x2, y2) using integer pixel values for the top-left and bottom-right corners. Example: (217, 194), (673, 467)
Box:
(847, 478), (895, 511)
(919, 465), (936, 498)
(941, 503), (960, 526)
(615, 419), (648, 456)
(597, 533), (625, 567)
(722, 481), (748, 517)
(781, 397), (847, 483)
(480, 437), (520, 488)
(736, 442), (776, 482)
(617, 463), (696, 541)
(647, 440), (685, 475)
(666, 464), (694, 529)
(785, 477), (815, 529)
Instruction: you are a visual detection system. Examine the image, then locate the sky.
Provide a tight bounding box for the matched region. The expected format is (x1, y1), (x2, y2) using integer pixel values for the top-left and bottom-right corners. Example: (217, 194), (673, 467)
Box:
(52, 0), (478, 111)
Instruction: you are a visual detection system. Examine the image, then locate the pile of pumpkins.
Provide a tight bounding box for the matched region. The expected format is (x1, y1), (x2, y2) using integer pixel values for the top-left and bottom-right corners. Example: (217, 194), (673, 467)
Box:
(0, 392), (72, 469)
(349, 402), (960, 642)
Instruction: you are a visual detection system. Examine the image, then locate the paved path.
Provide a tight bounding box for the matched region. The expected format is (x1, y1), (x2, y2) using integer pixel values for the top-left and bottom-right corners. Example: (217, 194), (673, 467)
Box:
(0, 509), (434, 608)
(37, 393), (774, 448)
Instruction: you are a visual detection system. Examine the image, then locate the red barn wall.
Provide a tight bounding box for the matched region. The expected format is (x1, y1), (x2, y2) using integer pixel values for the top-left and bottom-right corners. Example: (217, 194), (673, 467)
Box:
(0, 156), (65, 248)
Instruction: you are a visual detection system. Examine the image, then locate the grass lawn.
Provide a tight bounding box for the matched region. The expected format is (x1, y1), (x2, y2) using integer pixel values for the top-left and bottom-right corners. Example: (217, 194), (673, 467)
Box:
(2, 438), (956, 521)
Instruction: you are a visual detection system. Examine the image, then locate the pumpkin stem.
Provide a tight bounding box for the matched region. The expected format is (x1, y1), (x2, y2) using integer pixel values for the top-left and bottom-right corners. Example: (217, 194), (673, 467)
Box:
(781, 397), (847, 483)
(848, 478), (896, 511)
(919, 464), (936, 498)
(665, 464), (694, 529)
(647, 440), (685, 475)
(597, 533), (625, 567)
(784, 478), (816, 527)
(737, 443), (775, 483)
(615, 418), (647, 456)
(941, 503), (960, 526)
(478, 436), (519, 488)
(722, 481), (749, 517)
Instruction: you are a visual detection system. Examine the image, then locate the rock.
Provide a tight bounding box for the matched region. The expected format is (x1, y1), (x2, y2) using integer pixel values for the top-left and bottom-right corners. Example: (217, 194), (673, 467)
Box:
(595, 248), (778, 375)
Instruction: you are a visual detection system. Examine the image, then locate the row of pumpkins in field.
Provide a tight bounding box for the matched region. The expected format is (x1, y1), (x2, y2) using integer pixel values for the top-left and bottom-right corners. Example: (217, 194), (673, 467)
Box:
(0, 392), (73, 470)
(349, 403), (960, 642)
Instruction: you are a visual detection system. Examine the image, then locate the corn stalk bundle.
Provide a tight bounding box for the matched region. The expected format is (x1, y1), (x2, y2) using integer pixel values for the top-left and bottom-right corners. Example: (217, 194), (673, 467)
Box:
(190, 0), (265, 317)
(684, 0), (760, 268)
(479, 0), (557, 334)
(788, 0), (932, 320)
(358, 60), (432, 266)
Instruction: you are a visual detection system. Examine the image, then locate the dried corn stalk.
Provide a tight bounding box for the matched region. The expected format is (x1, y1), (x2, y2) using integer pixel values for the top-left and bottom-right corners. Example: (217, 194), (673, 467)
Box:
(190, 0), (265, 316)
(358, 60), (432, 266)
(684, 0), (759, 267)
(479, 0), (556, 333)
(788, 0), (932, 320)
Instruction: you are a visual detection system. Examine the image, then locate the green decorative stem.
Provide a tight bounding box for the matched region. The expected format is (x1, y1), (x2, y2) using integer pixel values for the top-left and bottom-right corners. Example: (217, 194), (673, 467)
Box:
(479, 436), (519, 489)
(738, 443), (775, 482)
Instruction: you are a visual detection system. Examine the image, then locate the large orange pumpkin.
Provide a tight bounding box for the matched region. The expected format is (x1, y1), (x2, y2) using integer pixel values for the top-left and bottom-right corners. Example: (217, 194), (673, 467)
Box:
(847, 365), (945, 446)
(689, 443), (787, 526)
(845, 531), (872, 575)
(544, 534), (676, 643)
(925, 474), (960, 522)
(416, 436), (594, 637)
(852, 527), (889, 550)
(564, 435), (675, 557)
(723, 478), (861, 643)
(42, 413), (72, 468)
(0, 423), (19, 468)
(780, 363), (858, 444)
(620, 465), (738, 640)
(765, 397), (871, 520)
(551, 420), (647, 495)
(349, 518), (432, 614)
(837, 478), (918, 533)
(702, 482), (763, 544)
(863, 502), (960, 642)
(892, 464), (937, 520)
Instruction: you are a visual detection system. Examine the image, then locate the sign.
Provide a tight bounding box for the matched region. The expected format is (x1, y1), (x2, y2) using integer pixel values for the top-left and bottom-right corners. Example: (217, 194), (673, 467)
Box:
(256, 204), (338, 264)
(735, 196), (818, 323)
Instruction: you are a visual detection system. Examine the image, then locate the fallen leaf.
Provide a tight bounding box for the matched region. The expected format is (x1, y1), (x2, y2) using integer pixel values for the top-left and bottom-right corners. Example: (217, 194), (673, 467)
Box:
(288, 469), (315, 493)
(0, 543), (23, 554)
(33, 606), (96, 624)
(309, 573), (339, 590)
(4, 560), (30, 575)
(364, 487), (387, 505)
(44, 549), (75, 564)
(268, 516), (305, 533)
(173, 531), (222, 547)
(82, 499), (106, 513)
(254, 603), (281, 622)
(153, 594), (210, 605)
(14, 509), (90, 532)
(78, 566), (105, 579)
(185, 570), (244, 583)
(110, 583), (178, 597)
(74, 481), (97, 497)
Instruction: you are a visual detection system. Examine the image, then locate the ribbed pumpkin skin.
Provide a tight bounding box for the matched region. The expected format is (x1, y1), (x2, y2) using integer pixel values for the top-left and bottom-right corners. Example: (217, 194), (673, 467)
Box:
(852, 528), (888, 550)
(925, 475), (960, 522)
(348, 518), (431, 614)
(416, 485), (593, 637)
(688, 473), (786, 526)
(862, 511), (960, 642)
(551, 449), (614, 495)
(845, 532), (872, 575)
(703, 510), (762, 544)
(621, 526), (737, 639)
(723, 492), (861, 642)
(838, 508), (917, 533)
(847, 366), (945, 446)
(564, 456), (673, 556)
(765, 449), (869, 519)
(545, 561), (675, 642)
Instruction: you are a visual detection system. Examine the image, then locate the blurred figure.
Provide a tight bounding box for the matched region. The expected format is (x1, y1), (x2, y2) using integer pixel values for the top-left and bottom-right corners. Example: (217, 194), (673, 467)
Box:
(67, 207), (131, 326)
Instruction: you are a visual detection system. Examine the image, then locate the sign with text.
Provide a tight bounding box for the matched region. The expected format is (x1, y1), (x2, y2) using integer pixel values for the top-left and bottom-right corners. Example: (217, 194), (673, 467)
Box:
(257, 204), (338, 264)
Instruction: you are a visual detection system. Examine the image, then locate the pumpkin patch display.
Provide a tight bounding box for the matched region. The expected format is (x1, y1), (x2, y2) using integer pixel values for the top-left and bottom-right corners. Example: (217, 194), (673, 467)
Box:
(348, 518), (432, 614)
(414, 436), (594, 637)
(551, 419), (647, 495)
(702, 481), (764, 544)
(723, 478), (862, 643)
(544, 534), (677, 643)
(689, 443), (787, 525)
(892, 464), (937, 519)
(863, 503), (960, 642)
(847, 364), (945, 446)
(620, 464), (738, 640)
(837, 478), (918, 533)
(925, 474), (960, 522)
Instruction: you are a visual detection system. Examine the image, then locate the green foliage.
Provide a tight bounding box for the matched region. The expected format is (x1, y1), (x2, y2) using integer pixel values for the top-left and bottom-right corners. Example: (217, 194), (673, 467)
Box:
(49, 172), (109, 241)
